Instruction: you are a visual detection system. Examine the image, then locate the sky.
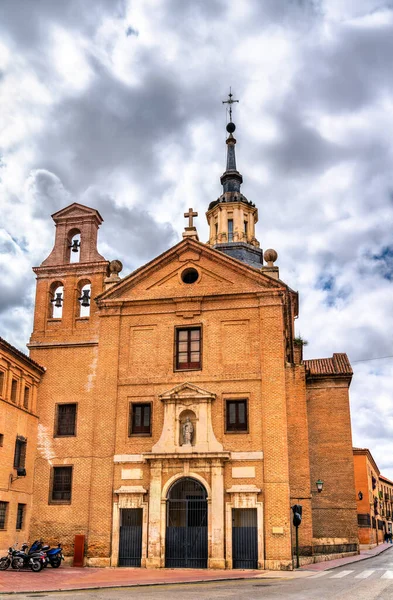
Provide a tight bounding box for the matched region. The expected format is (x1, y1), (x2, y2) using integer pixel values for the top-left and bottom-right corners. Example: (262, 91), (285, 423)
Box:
(0, 0), (393, 478)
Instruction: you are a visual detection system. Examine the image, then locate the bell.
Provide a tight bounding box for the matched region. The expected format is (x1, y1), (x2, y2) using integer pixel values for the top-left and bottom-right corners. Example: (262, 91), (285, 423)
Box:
(79, 289), (90, 307)
(70, 239), (80, 253)
(51, 293), (63, 307)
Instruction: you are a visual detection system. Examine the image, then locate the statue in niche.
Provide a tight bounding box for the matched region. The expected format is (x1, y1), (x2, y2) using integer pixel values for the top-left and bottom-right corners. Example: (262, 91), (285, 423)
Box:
(182, 417), (194, 446)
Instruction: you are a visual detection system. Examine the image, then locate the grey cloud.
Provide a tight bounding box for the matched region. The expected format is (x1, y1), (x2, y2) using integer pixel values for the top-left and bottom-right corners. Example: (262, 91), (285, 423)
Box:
(82, 191), (177, 271)
(0, 0), (126, 49)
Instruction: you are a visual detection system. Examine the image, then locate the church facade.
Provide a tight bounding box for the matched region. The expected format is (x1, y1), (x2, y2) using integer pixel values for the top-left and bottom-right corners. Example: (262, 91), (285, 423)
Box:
(28, 118), (358, 570)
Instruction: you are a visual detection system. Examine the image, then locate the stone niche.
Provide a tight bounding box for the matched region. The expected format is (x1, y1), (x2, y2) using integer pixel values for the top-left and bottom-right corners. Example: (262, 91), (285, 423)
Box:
(152, 382), (223, 454)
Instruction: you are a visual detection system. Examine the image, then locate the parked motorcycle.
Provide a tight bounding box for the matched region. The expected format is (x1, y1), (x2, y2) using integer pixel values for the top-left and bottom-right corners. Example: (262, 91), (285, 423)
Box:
(29, 540), (64, 568)
(0, 546), (14, 570)
(11, 543), (46, 572)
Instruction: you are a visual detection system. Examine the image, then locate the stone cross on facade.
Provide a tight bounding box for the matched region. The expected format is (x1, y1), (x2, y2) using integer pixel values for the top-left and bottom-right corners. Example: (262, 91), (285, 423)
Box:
(184, 208), (198, 228)
(182, 207), (199, 241)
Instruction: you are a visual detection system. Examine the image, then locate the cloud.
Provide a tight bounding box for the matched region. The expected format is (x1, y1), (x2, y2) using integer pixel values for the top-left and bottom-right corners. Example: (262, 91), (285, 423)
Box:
(1, 0), (393, 478)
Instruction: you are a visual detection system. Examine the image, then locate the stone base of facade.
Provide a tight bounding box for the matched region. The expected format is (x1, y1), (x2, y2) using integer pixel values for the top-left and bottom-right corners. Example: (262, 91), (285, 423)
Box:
(295, 551), (358, 567)
(264, 559), (293, 571)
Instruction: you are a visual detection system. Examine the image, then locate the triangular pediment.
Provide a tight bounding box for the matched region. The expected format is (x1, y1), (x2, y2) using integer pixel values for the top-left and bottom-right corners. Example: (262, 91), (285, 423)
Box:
(159, 382), (216, 401)
(51, 202), (103, 223)
(97, 238), (288, 305)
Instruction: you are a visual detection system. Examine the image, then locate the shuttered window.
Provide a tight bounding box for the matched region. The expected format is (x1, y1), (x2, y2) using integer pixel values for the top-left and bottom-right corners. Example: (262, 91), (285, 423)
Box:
(0, 502), (8, 529)
(56, 404), (77, 436)
(14, 436), (27, 468)
(226, 400), (248, 432)
(130, 404), (151, 435)
(0, 371), (4, 396)
(11, 379), (18, 403)
(23, 387), (30, 409)
(51, 466), (73, 502)
(175, 328), (201, 370)
(16, 504), (25, 530)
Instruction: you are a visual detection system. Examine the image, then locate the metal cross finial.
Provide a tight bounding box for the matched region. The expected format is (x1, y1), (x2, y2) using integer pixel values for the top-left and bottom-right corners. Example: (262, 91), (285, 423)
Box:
(184, 207), (198, 228)
(222, 87), (239, 122)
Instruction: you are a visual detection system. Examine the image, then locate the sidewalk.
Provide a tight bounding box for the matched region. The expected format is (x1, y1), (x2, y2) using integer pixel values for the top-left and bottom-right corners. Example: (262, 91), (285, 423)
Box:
(299, 542), (393, 571)
(1, 545), (392, 595)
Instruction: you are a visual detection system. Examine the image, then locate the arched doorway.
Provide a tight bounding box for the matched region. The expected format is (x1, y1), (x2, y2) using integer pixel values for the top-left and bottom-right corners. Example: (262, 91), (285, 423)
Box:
(165, 477), (208, 568)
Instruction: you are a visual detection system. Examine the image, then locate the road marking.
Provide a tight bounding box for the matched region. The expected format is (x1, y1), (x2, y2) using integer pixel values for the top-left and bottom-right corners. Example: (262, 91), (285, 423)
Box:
(382, 571), (393, 579)
(355, 570), (375, 579)
(310, 572), (329, 578)
(330, 570), (354, 578)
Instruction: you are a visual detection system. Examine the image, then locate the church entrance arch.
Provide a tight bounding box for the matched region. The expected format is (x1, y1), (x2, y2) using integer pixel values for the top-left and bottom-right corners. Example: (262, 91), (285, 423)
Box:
(165, 477), (208, 568)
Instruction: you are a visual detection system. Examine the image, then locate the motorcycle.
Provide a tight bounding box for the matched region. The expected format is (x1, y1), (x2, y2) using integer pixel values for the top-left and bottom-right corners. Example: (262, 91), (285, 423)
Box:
(11, 543), (46, 572)
(0, 546), (14, 570)
(29, 540), (64, 568)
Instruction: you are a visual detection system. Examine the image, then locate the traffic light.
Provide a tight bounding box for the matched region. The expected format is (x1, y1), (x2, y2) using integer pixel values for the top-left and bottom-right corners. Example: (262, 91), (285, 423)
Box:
(292, 504), (302, 527)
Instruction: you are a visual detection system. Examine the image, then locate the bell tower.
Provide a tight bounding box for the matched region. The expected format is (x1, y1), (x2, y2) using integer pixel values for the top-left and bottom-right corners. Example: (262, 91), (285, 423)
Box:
(206, 92), (264, 269)
(29, 203), (110, 346)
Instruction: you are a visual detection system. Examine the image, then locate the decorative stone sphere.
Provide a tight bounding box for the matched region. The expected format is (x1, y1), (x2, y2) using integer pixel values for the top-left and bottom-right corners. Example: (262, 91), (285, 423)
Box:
(109, 259), (123, 274)
(264, 249), (278, 265)
(226, 121), (236, 134)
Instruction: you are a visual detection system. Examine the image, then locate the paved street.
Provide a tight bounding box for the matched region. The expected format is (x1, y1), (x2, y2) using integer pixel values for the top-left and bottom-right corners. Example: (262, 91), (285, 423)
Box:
(1, 548), (393, 600)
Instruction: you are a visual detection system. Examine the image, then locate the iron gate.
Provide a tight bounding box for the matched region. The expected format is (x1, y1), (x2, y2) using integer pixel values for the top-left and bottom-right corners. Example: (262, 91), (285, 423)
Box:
(232, 508), (258, 569)
(165, 478), (208, 568)
(118, 508), (142, 566)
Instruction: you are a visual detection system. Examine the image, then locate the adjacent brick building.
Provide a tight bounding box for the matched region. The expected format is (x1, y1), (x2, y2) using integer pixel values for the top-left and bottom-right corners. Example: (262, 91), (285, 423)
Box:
(0, 337), (45, 552)
(26, 116), (359, 569)
(353, 447), (393, 546)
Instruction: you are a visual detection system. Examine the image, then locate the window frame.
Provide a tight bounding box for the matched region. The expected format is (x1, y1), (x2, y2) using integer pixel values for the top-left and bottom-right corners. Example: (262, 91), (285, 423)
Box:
(16, 503), (25, 530)
(11, 378), (18, 403)
(225, 399), (249, 433)
(23, 386), (30, 410)
(0, 371), (4, 397)
(174, 326), (202, 372)
(14, 436), (27, 469)
(227, 218), (234, 242)
(0, 501), (8, 530)
(49, 466), (73, 505)
(54, 403), (78, 438)
(129, 402), (152, 437)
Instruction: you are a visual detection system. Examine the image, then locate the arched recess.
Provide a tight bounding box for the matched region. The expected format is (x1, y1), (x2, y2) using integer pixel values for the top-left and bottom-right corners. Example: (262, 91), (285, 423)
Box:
(67, 229), (81, 264)
(161, 472), (211, 501)
(49, 281), (64, 319)
(77, 279), (91, 318)
(164, 476), (209, 568)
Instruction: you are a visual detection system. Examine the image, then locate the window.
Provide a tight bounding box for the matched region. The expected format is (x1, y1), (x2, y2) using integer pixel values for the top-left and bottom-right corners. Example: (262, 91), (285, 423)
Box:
(16, 504), (25, 530)
(175, 327), (201, 370)
(215, 223), (218, 239)
(0, 371), (4, 396)
(357, 514), (371, 527)
(11, 379), (18, 403)
(244, 221), (248, 237)
(130, 403), (152, 435)
(51, 466), (73, 503)
(55, 404), (77, 437)
(0, 434), (3, 446)
(226, 400), (248, 432)
(23, 386), (30, 410)
(14, 436), (27, 469)
(228, 219), (233, 242)
(0, 502), (8, 530)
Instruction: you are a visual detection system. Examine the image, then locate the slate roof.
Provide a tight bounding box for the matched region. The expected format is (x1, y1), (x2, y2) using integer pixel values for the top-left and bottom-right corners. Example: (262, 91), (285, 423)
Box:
(304, 353), (352, 377)
(0, 336), (46, 373)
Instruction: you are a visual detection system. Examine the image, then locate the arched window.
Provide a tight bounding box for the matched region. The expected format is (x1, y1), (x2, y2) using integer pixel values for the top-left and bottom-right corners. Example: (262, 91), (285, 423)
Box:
(68, 230), (81, 264)
(50, 283), (64, 319)
(78, 282), (91, 318)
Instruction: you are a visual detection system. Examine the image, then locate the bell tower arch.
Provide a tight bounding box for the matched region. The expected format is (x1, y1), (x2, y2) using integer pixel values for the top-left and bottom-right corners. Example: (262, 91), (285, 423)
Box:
(29, 203), (111, 346)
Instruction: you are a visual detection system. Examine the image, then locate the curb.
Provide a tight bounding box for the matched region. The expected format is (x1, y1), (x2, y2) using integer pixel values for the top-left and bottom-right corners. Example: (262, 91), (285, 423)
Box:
(300, 544), (393, 573)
